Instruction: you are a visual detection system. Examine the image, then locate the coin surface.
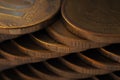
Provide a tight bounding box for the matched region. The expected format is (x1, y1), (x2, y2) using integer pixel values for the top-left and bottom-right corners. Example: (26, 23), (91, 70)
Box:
(0, 0), (60, 29)
(47, 20), (108, 49)
(62, 0), (120, 36)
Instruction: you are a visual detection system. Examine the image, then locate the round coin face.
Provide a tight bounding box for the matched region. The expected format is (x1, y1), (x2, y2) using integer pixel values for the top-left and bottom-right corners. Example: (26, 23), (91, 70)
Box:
(62, 0), (120, 35)
(0, 0), (60, 28)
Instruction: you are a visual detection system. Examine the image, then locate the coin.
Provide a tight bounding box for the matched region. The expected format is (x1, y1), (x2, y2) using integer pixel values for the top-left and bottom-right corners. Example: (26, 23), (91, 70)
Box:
(62, 0), (120, 43)
(0, 0), (60, 34)
(62, 0), (120, 35)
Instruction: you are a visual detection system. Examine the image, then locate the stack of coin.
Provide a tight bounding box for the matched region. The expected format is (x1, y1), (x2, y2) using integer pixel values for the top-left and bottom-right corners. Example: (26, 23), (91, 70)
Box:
(0, 0), (120, 79)
(0, 41), (120, 75)
(0, 0), (60, 42)
(0, 44), (119, 80)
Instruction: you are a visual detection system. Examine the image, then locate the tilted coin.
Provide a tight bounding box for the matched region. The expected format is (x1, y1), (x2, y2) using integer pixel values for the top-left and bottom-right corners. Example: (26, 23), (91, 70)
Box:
(0, 0), (60, 35)
(62, 0), (120, 43)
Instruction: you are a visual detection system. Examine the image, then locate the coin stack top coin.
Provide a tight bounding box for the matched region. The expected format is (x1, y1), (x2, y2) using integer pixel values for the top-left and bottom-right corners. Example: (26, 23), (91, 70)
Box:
(0, 0), (60, 42)
(62, 0), (120, 43)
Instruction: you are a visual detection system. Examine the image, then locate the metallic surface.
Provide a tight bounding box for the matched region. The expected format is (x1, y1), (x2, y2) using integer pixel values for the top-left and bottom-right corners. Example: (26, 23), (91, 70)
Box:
(0, 0), (60, 35)
(0, 0), (120, 80)
(62, 0), (120, 43)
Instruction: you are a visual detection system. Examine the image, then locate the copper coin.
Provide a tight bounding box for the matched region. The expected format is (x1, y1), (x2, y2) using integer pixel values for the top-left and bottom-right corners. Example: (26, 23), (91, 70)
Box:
(62, 0), (120, 36)
(0, 0), (60, 34)
(62, 0), (120, 43)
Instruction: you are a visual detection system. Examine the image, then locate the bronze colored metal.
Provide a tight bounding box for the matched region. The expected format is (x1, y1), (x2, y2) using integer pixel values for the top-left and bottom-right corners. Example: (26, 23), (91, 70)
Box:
(30, 30), (80, 53)
(59, 55), (110, 75)
(78, 50), (120, 71)
(28, 64), (71, 80)
(0, 41), (119, 72)
(44, 60), (92, 79)
(13, 68), (41, 80)
(0, 1), (120, 80)
(62, 0), (120, 43)
(0, 0), (60, 35)
(0, 56), (119, 80)
(0, 34), (18, 42)
(47, 20), (108, 50)
(12, 36), (69, 59)
(99, 44), (120, 63)
(0, 47), (119, 80)
(0, 21), (120, 72)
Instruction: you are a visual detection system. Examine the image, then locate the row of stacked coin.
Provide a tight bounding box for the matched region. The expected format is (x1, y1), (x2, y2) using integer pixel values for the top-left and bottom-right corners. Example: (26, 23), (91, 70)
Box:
(1, 0), (120, 44)
(0, 18), (117, 71)
(0, 40), (120, 75)
(0, 0), (120, 79)
(0, 45), (119, 80)
(0, 69), (119, 80)
(0, 0), (120, 74)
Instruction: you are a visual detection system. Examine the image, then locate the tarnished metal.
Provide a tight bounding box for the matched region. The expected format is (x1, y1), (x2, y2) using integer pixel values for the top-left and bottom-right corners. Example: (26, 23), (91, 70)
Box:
(0, 0), (60, 35)
(0, 0), (120, 80)
(62, 0), (120, 43)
